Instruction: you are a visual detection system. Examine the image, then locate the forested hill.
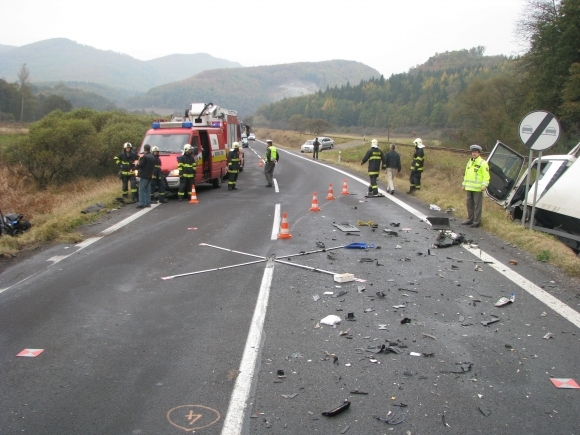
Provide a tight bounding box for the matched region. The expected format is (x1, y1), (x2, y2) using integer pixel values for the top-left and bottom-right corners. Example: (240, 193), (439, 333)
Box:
(0, 38), (242, 92)
(256, 48), (514, 146)
(124, 60), (380, 117)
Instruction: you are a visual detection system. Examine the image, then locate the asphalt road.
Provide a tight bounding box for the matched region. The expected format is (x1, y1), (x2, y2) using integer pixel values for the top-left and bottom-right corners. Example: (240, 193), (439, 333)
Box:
(1, 139), (579, 435)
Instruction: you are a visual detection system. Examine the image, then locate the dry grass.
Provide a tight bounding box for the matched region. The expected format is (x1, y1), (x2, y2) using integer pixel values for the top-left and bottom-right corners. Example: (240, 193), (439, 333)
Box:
(255, 128), (580, 276)
(0, 166), (120, 256)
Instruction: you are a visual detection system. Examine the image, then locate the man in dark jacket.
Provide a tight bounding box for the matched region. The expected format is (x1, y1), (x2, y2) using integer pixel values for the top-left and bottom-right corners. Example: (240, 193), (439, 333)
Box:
(360, 139), (385, 196)
(384, 143), (402, 195)
(114, 142), (139, 202)
(312, 137), (320, 160)
(135, 144), (156, 208)
(177, 144), (197, 201)
(227, 142), (241, 191)
(151, 146), (167, 203)
(408, 138), (425, 194)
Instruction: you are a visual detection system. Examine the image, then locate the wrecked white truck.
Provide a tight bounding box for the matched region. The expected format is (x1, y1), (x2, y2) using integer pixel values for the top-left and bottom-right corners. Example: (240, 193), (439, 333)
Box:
(486, 141), (580, 252)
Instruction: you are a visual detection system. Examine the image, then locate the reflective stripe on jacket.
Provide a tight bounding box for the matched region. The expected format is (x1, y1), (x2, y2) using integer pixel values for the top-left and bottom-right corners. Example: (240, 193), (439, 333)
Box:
(462, 156), (490, 191)
(361, 148), (385, 175)
(114, 151), (138, 175)
(410, 148), (424, 171)
(228, 150), (240, 173)
(178, 153), (197, 178)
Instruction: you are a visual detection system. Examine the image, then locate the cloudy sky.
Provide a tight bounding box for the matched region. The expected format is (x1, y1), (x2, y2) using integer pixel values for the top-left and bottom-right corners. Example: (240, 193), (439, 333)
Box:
(2, 0), (528, 77)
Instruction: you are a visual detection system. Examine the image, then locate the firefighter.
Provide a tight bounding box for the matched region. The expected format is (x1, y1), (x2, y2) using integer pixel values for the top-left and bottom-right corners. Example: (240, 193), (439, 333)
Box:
(462, 144), (490, 228)
(264, 139), (279, 187)
(227, 142), (241, 190)
(408, 138), (425, 194)
(114, 142), (139, 202)
(177, 144), (197, 202)
(360, 139), (385, 196)
(151, 146), (168, 203)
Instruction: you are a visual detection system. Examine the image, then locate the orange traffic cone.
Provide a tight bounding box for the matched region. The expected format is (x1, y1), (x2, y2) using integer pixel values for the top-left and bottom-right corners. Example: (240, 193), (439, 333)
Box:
(340, 179), (350, 195)
(326, 183), (336, 200)
(189, 185), (199, 204)
(277, 212), (292, 239)
(259, 158), (263, 167)
(309, 192), (321, 212)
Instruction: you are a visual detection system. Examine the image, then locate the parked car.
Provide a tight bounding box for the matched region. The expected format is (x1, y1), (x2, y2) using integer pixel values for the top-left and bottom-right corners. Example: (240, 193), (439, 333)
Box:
(248, 133), (256, 140)
(241, 134), (248, 148)
(300, 137), (334, 153)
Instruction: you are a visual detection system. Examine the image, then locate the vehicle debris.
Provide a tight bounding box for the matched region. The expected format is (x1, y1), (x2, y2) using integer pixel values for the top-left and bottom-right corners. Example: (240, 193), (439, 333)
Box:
(320, 315), (342, 326)
(376, 291), (386, 298)
(332, 223), (360, 232)
(390, 222), (400, 227)
(322, 400), (351, 416)
(481, 315), (501, 326)
(430, 204), (441, 211)
(346, 312), (356, 321)
(474, 265), (483, 271)
(313, 294), (320, 302)
(374, 405), (405, 425)
(509, 259), (518, 265)
(383, 229), (399, 236)
(344, 242), (375, 249)
(358, 220), (375, 226)
(494, 293), (515, 307)
(350, 390), (368, 395)
(400, 318), (412, 324)
(550, 378), (580, 389)
(332, 290), (348, 298)
(479, 406), (492, 417)
(422, 333), (437, 340)
(282, 393), (298, 399)
(543, 332), (554, 339)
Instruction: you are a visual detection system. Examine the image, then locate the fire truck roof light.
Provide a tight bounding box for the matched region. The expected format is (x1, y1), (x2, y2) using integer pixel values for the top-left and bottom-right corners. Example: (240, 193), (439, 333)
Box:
(182, 122), (193, 128)
(152, 122), (160, 129)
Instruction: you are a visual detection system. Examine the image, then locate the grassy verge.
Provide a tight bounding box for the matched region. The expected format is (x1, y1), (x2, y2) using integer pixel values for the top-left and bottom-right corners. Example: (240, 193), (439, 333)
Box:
(0, 166), (120, 257)
(255, 128), (580, 276)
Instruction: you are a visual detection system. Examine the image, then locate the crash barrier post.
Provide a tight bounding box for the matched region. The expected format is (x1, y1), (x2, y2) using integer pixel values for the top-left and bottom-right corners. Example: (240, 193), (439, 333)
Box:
(309, 192), (321, 212)
(189, 185), (199, 204)
(340, 179), (350, 195)
(326, 183), (336, 200)
(277, 212), (292, 239)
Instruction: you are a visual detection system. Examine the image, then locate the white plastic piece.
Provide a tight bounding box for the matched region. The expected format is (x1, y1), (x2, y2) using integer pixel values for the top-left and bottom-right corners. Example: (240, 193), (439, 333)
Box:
(320, 315), (342, 326)
(334, 273), (355, 283)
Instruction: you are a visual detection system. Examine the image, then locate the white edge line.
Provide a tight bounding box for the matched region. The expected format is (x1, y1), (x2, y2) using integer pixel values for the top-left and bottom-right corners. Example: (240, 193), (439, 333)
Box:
(465, 245), (580, 328)
(271, 203), (281, 240)
(99, 204), (158, 235)
(221, 260), (275, 435)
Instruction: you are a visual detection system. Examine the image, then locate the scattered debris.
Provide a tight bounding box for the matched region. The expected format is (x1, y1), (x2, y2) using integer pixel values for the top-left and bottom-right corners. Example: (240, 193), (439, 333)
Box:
(509, 259), (518, 265)
(374, 406), (405, 425)
(277, 369), (285, 377)
(422, 332), (437, 340)
(358, 220), (375, 226)
(442, 414), (450, 427)
(359, 257), (374, 263)
(320, 315), (342, 326)
(543, 332), (554, 339)
(346, 312), (356, 321)
(313, 294), (320, 302)
(390, 222), (400, 227)
(479, 406), (491, 417)
(358, 285), (366, 293)
(474, 265), (483, 272)
(282, 393), (298, 399)
(376, 291), (386, 298)
(429, 204), (441, 211)
(394, 304), (407, 309)
(410, 352), (422, 357)
(481, 315), (500, 326)
(378, 324), (388, 330)
(334, 273), (355, 283)
(332, 290), (348, 298)
(395, 245), (402, 249)
(316, 241), (326, 249)
(441, 362), (472, 374)
(494, 293), (515, 307)
(550, 378), (580, 389)
(344, 242), (375, 249)
(350, 390), (368, 395)
(341, 424), (350, 434)
(81, 203), (106, 214)
(339, 328), (351, 336)
(322, 401), (351, 417)
(333, 223), (360, 233)
(383, 230), (399, 236)
(446, 207), (455, 214)
(400, 318), (412, 324)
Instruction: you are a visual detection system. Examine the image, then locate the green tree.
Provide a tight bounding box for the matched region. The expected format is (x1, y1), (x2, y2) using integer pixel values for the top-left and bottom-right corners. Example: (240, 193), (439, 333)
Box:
(308, 118), (332, 135)
(288, 114), (306, 133)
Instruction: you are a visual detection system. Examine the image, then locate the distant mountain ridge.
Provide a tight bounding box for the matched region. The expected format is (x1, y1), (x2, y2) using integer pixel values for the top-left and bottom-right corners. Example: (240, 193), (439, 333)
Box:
(0, 38), (242, 92)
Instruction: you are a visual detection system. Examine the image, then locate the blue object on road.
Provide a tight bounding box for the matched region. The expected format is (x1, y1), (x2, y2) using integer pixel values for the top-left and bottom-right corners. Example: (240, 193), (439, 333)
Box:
(344, 242), (375, 249)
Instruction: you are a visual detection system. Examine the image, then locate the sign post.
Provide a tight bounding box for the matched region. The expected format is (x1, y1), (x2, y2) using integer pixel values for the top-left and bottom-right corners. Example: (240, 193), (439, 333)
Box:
(518, 111), (560, 228)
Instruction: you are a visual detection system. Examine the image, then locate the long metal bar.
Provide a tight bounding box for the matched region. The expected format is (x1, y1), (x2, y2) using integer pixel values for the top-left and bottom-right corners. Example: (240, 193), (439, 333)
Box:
(279, 245), (346, 259)
(529, 151), (543, 230)
(522, 149), (534, 226)
(199, 243), (267, 260)
(273, 258), (337, 276)
(161, 259), (267, 280)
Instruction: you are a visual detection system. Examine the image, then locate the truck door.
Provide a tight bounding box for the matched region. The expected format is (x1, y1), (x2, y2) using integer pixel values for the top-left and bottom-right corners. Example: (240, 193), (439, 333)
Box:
(485, 141), (525, 208)
(199, 130), (211, 180)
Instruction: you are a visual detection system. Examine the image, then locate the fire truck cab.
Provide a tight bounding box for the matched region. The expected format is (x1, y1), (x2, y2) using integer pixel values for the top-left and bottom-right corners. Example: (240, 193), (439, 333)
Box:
(139, 103), (244, 191)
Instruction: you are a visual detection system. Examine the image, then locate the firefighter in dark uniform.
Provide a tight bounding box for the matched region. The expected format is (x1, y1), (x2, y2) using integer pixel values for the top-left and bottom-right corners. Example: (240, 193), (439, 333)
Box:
(360, 139), (386, 196)
(227, 142), (241, 191)
(408, 138), (425, 194)
(177, 144), (197, 201)
(114, 142), (139, 202)
(150, 146), (168, 203)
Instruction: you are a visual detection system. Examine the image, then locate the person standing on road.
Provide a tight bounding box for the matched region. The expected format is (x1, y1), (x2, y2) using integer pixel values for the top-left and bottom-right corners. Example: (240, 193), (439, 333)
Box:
(264, 139), (279, 187)
(462, 144), (490, 228)
(312, 137), (320, 160)
(177, 144), (197, 201)
(135, 144), (156, 209)
(150, 146), (167, 203)
(114, 142), (139, 203)
(384, 143), (402, 195)
(360, 139), (385, 196)
(407, 138), (425, 194)
(227, 142), (241, 191)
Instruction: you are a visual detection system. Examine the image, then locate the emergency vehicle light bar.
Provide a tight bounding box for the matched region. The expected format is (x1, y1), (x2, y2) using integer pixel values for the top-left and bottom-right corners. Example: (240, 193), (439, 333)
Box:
(152, 121), (193, 129)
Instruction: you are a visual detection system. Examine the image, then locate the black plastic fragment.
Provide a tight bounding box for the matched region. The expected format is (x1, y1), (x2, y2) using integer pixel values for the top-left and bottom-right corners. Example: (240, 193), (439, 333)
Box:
(479, 406), (491, 417)
(400, 318), (412, 324)
(322, 401), (351, 417)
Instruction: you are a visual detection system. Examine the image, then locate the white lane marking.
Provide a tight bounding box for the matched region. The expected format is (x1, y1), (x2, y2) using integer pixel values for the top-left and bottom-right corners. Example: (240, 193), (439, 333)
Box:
(465, 245), (580, 328)
(271, 203), (281, 240)
(0, 205), (159, 294)
(221, 259), (275, 435)
(273, 178), (279, 192)
(283, 149), (580, 329)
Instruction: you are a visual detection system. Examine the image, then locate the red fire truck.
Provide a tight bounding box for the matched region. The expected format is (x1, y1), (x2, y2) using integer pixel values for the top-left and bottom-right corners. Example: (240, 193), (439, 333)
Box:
(139, 103), (244, 191)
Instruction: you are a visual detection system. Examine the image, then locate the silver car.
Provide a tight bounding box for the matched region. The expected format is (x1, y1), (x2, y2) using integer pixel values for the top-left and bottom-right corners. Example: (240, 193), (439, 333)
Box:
(300, 137), (334, 153)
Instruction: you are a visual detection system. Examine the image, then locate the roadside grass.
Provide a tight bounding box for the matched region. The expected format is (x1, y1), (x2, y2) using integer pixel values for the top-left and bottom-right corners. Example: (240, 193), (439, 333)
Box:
(0, 166), (120, 256)
(256, 128), (580, 276)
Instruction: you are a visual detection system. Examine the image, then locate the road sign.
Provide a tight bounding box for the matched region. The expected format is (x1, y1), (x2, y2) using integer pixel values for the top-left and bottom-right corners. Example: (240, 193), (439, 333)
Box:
(519, 111), (560, 151)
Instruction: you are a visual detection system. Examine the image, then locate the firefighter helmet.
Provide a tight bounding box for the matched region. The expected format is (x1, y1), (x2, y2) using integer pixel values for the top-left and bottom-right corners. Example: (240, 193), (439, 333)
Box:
(413, 138), (425, 148)
(152, 146), (159, 152)
(183, 144), (192, 152)
(123, 142), (132, 150)
(371, 139), (378, 148)
(233, 142), (240, 149)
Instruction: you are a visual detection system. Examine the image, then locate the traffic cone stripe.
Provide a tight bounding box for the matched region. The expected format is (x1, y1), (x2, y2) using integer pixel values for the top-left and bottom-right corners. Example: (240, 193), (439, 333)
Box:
(189, 185), (199, 204)
(278, 212), (292, 239)
(326, 183), (336, 200)
(309, 191), (321, 212)
(340, 179), (350, 195)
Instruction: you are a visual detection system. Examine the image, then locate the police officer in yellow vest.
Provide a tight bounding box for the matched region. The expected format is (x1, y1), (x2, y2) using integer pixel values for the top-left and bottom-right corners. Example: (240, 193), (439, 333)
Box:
(462, 144), (490, 228)
(264, 139), (278, 187)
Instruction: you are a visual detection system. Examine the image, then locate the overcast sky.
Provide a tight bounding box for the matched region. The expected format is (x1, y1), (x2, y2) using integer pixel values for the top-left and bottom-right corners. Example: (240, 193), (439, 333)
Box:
(1, 0), (528, 78)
